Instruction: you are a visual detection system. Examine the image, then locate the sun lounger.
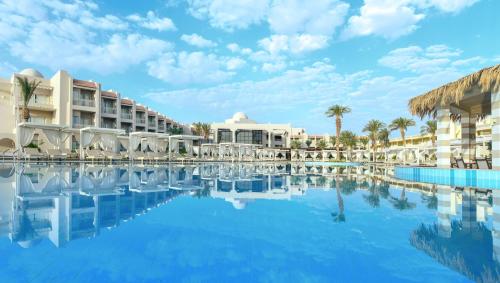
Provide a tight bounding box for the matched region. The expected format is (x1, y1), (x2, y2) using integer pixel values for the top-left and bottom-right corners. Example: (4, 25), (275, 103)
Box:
(120, 151), (129, 160)
(456, 158), (466, 169)
(46, 149), (66, 160)
(153, 152), (168, 162)
(1, 148), (16, 160)
(104, 151), (121, 162)
(23, 148), (46, 161)
(86, 149), (104, 161)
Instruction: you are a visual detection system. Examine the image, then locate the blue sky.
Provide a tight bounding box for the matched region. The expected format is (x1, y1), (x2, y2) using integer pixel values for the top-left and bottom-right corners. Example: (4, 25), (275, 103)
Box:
(0, 0), (499, 136)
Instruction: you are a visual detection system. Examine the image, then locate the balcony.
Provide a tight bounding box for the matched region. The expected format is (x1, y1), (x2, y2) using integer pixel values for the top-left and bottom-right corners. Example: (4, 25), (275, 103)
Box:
(102, 123), (117, 129)
(121, 112), (133, 120)
(27, 96), (54, 111)
(73, 98), (95, 107)
(148, 121), (156, 128)
(73, 117), (94, 129)
(136, 117), (146, 124)
(101, 106), (117, 115)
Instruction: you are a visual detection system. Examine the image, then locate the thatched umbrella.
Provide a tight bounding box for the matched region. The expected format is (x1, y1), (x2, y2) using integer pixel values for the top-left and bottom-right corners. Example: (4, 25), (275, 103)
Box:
(409, 64), (500, 118)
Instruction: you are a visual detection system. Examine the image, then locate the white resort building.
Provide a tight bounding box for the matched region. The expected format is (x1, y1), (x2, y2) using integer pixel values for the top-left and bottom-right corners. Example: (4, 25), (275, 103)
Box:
(211, 112), (294, 148)
(0, 68), (188, 153)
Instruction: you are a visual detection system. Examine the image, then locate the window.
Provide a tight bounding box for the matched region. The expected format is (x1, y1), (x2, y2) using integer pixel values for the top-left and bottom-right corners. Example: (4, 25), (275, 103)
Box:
(236, 130), (252, 144)
(218, 129), (232, 143)
(252, 130), (263, 145)
(274, 135), (282, 142)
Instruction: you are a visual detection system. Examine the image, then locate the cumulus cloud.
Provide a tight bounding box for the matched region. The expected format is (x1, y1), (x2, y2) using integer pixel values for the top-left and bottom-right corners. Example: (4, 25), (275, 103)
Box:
(342, 0), (480, 39)
(181, 33), (217, 48)
(0, 0), (172, 74)
(268, 0), (349, 36)
(378, 44), (462, 73)
(259, 34), (329, 55)
(127, 11), (176, 31)
(226, 57), (246, 70)
(147, 51), (235, 84)
(187, 0), (270, 31)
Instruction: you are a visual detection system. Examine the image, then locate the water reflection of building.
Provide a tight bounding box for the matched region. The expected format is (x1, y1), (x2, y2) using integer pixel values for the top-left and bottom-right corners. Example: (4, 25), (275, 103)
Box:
(411, 186), (500, 283)
(0, 164), (183, 248)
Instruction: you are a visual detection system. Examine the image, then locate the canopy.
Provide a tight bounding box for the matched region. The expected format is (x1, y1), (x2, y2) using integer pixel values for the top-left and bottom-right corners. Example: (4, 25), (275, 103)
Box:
(17, 122), (71, 150)
(168, 135), (202, 159)
(129, 132), (169, 154)
(79, 127), (126, 158)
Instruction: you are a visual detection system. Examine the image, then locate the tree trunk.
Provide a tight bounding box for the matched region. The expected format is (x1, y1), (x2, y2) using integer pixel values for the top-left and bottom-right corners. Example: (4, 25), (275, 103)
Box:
(400, 129), (405, 146)
(336, 117), (341, 160)
(22, 107), (30, 122)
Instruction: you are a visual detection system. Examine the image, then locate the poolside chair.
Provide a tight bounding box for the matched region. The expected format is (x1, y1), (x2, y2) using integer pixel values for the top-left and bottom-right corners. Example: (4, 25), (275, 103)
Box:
(86, 149), (104, 162)
(23, 148), (46, 161)
(1, 148), (16, 160)
(104, 151), (121, 162)
(46, 149), (66, 161)
(120, 151), (129, 160)
(476, 158), (491, 170)
(153, 152), (168, 162)
(456, 158), (467, 169)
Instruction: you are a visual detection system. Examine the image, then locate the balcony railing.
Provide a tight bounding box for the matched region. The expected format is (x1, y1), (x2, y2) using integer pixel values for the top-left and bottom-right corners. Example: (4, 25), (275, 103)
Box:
(102, 123), (117, 129)
(136, 118), (146, 124)
(73, 98), (95, 107)
(121, 112), (133, 120)
(148, 121), (156, 128)
(101, 106), (117, 114)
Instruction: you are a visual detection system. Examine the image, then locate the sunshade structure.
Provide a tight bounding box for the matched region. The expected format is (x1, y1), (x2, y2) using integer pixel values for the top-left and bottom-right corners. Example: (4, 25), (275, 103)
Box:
(129, 132), (169, 159)
(79, 127), (126, 159)
(17, 122), (72, 151)
(168, 135), (202, 160)
(408, 64), (500, 169)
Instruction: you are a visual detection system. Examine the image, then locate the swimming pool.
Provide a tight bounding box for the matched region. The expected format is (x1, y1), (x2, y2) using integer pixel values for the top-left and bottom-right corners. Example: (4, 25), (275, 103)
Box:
(0, 163), (497, 282)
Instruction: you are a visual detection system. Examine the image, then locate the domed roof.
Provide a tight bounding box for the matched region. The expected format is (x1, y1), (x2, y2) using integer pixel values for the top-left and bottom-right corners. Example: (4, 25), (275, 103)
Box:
(233, 112), (248, 121)
(19, 68), (44, 78)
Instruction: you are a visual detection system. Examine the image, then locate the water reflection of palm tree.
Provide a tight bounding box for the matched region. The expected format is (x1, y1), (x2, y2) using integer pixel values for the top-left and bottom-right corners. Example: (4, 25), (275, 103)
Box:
(390, 188), (416, 210)
(331, 178), (346, 222)
(363, 178), (380, 207)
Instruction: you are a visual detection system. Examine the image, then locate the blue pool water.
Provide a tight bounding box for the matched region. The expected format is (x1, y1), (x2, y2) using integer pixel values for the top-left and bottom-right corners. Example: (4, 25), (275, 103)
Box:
(0, 163), (498, 282)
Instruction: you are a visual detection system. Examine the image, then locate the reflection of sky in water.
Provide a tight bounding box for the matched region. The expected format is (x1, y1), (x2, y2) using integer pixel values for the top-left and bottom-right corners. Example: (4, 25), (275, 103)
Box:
(0, 164), (497, 283)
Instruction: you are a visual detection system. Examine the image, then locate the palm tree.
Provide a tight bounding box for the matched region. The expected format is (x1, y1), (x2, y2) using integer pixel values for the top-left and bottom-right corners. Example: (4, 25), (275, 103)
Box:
(305, 139), (312, 148)
(192, 122), (203, 136)
(339, 130), (356, 161)
(358, 136), (369, 150)
(326, 105), (351, 159)
(291, 140), (302, 149)
(16, 76), (41, 122)
(317, 139), (327, 150)
(378, 128), (391, 160)
(363, 120), (385, 162)
(201, 123), (211, 140)
(420, 120), (437, 146)
(389, 117), (415, 147)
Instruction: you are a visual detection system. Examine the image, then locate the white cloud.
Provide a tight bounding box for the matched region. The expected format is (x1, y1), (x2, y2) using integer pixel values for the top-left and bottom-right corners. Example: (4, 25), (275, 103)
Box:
(187, 0), (270, 31)
(226, 43), (240, 52)
(0, 1), (171, 74)
(342, 0), (480, 39)
(147, 51), (235, 84)
(342, 0), (425, 39)
(268, 0), (349, 36)
(262, 61), (287, 73)
(226, 57), (246, 70)
(259, 34), (329, 55)
(127, 11), (176, 31)
(181, 33), (217, 48)
(378, 44), (462, 73)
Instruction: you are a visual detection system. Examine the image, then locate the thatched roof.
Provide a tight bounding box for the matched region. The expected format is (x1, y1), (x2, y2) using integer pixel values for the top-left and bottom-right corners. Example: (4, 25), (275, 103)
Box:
(409, 64), (500, 118)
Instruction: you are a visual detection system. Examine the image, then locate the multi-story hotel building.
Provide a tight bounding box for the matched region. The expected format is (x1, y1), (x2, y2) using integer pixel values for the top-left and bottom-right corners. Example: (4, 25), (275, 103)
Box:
(0, 68), (184, 149)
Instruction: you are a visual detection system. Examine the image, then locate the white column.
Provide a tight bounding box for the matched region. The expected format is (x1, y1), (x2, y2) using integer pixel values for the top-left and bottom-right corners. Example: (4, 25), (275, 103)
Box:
(460, 111), (476, 163)
(232, 130), (236, 143)
(492, 91), (500, 169)
(268, 131), (272, 148)
(436, 107), (452, 168)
